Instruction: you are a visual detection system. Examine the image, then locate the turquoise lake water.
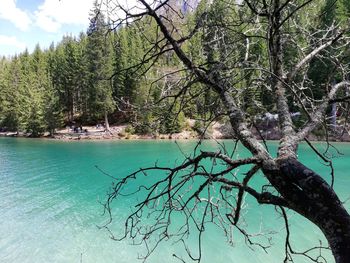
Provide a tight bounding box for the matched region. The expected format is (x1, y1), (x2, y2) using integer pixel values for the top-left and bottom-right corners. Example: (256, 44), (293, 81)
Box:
(0, 137), (349, 263)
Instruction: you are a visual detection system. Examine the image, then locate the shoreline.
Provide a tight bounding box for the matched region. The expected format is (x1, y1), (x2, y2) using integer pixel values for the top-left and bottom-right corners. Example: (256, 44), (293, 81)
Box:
(0, 127), (200, 142)
(1, 122), (350, 143)
(2, 131), (350, 144)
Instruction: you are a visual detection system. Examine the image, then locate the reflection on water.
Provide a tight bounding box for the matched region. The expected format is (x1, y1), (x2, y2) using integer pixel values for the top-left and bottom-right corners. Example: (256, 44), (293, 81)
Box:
(0, 138), (349, 263)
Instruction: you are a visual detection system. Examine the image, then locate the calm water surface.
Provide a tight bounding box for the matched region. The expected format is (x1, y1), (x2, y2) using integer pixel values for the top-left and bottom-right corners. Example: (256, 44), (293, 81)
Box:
(0, 138), (349, 263)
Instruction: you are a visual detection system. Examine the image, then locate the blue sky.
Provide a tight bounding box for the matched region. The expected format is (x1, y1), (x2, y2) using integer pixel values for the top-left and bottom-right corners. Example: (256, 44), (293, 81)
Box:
(0, 0), (96, 57)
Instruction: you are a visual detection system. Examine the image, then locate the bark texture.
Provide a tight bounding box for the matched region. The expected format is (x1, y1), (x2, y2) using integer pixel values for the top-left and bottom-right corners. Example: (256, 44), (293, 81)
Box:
(113, 1), (350, 261)
(262, 158), (350, 263)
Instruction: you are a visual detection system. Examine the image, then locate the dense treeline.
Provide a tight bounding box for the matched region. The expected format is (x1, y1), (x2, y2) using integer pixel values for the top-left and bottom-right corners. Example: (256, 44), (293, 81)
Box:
(0, 0), (349, 137)
(0, 1), (191, 136)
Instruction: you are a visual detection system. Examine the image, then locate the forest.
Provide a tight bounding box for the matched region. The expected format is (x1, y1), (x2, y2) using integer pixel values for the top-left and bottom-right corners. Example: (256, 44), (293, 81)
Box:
(1, 0), (350, 262)
(0, 0), (349, 138)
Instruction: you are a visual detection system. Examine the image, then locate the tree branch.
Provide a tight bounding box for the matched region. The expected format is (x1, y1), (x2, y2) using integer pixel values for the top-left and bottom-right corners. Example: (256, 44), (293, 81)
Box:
(297, 81), (350, 141)
(214, 177), (290, 207)
(287, 29), (345, 82)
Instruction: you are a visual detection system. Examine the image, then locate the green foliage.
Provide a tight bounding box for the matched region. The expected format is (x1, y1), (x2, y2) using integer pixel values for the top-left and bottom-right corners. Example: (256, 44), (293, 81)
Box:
(134, 111), (156, 135)
(43, 88), (64, 135)
(0, 1), (203, 135)
(159, 101), (186, 134)
(1, 0), (347, 137)
(306, 0), (350, 101)
(124, 125), (135, 134)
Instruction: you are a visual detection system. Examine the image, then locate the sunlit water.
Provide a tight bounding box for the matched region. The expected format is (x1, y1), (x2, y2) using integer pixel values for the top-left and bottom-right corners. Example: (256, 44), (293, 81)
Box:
(0, 138), (349, 263)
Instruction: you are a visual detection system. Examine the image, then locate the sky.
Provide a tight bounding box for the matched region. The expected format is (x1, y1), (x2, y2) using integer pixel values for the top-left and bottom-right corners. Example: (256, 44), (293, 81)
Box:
(0, 0), (187, 57)
(0, 0), (97, 57)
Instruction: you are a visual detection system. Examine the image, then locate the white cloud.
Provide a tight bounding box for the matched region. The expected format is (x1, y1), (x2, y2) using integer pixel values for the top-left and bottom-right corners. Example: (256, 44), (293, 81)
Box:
(35, 11), (61, 33)
(0, 0), (31, 31)
(34, 0), (143, 33)
(34, 0), (95, 32)
(0, 35), (26, 50)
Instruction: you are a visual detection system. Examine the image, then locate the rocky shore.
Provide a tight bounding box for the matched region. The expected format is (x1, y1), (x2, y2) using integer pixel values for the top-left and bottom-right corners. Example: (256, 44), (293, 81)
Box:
(1, 120), (350, 142)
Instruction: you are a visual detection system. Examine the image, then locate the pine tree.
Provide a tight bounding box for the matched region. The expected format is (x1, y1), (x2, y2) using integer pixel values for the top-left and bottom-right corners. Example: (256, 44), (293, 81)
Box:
(45, 43), (65, 135)
(85, 1), (115, 130)
(25, 44), (47, 136)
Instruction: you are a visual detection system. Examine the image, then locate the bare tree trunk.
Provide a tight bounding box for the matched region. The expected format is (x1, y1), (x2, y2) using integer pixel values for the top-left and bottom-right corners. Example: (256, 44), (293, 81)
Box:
(262, 158), (350, 263)
(331, 102), (337, 131)
(222, 87), (350, 261)
(109, 1), (350, 262)
(104, 111), (110, 132)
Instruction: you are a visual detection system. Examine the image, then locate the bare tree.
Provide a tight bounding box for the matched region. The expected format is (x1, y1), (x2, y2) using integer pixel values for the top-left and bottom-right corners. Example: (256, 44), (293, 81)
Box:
(101, 0), (350, 262)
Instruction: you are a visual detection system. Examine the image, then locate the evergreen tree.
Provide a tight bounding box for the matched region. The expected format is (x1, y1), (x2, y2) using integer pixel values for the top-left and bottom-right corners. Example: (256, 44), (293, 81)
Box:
(2, 55), (29, 132)
(45, 43), (65, 135)
(85, 1), (115, 130)
(25, 44), (47, 136)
